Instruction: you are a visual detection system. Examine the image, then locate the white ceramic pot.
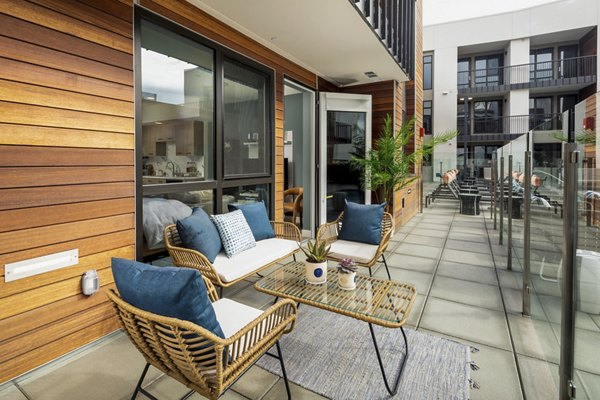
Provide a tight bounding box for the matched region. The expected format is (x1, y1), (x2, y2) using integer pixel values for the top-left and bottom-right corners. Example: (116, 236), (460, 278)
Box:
(305, 261), (327, 284)
(338, 271), (356, 290)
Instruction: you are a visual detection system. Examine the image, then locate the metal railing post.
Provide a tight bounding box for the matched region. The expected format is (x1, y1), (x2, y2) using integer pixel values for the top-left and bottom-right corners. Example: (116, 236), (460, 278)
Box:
(559, 143), (579, 400)
(499, 157), (504, 245)
(522, 151), (531, 316)
(507, 155), (513, 271)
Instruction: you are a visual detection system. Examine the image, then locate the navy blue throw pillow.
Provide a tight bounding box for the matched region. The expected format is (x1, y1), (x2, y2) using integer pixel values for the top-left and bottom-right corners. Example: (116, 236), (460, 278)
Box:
(176, 207), (222, 263)
(228, 201), (275, 241)
(111, 258), (225, 339)
(338, 201), (385, 245)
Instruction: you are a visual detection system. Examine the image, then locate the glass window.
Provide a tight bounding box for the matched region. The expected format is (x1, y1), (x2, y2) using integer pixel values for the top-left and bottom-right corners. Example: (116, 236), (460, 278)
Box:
(473, 100), (502, 133)
(529, 97), (553, 130)
(223, 60), (269, 177)
(423, 100), (432, 135)
(457, 59), (470, 88)
(223, 184), (271, 214)
(474, 54), (503, 87)
(423, 55), (432, 90)
(530, 48), (553, 81)
(141, 20), (214, 182)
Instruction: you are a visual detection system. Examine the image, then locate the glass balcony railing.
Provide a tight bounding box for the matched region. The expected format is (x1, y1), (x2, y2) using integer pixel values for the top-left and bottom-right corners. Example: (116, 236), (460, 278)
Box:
(457, 55), (597, 90)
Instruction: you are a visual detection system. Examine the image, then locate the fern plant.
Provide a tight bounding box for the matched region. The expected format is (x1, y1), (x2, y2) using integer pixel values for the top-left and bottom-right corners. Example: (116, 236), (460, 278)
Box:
(351, 114), (457, 208)
(298, 240), (331, 263)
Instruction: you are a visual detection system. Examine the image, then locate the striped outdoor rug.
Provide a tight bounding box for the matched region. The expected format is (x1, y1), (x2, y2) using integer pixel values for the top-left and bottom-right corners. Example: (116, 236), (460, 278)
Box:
(257, 305), (472, 400)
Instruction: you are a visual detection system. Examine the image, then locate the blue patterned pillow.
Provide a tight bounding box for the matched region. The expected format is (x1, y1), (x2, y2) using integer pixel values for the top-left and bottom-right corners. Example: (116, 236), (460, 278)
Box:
(211, 210), (256, 257)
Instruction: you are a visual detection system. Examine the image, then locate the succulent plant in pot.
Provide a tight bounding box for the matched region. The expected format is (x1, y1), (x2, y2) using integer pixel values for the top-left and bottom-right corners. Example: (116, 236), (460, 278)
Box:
(298, 240), (330, 284)
(337, 258), (358, 290)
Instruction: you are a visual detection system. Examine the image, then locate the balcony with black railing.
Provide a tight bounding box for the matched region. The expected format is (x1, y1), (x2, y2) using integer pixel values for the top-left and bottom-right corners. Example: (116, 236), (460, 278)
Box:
(456, 113), (564, 142)
(457, 55), (596, 93)
(352, 0), (416, 79)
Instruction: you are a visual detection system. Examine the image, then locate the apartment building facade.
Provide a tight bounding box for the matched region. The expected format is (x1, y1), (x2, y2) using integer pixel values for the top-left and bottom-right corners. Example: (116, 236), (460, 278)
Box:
(423, 0), (599, 180)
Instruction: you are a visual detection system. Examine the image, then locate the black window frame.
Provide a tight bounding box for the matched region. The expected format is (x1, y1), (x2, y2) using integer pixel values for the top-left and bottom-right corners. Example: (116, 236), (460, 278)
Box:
(423, 55), (433, 90)
(134, 8), (276, 260)
(423, 100), (432, 135)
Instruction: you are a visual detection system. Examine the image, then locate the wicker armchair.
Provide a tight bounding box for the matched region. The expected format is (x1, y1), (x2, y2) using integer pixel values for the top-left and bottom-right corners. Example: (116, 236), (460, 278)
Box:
(107, 277), (297, 400)
(164, 221), (301, 295)
(316, 211), (394, 279)
(283, 187), (303, 226)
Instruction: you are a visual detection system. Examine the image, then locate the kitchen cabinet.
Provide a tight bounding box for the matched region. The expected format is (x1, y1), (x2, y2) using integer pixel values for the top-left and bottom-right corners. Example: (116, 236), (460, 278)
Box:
(176, 121), (204, 156)
(142, 120), (204, 157)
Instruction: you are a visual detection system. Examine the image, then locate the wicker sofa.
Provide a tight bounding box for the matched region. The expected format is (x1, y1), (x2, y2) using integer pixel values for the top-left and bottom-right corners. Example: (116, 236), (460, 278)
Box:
(164, 221), (301, 293)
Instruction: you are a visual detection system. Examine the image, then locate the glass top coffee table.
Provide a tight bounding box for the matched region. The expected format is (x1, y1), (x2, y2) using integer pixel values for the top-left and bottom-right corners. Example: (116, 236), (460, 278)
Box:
(255, 261), (417, 395)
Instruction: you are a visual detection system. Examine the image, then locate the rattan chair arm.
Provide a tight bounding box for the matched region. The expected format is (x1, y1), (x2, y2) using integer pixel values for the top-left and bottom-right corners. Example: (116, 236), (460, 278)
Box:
(316, 219), (340, 245)
(166, 243), (226, 288)
(202, 276), (220, 302)
(270, 221), (302, 242)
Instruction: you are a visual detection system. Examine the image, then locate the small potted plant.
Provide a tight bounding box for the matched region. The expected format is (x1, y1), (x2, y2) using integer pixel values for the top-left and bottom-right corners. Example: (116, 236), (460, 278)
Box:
(337, 258), (358, 290)
(298, 240), (330, 284)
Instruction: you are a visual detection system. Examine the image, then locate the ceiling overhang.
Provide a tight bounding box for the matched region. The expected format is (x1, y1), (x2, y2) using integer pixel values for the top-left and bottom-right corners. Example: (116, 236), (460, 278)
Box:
(186, 0), (410, 87)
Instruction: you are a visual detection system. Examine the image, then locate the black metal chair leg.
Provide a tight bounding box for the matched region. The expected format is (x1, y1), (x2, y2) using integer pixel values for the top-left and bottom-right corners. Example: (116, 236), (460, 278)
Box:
(368, 267), (373, 277)
(368, 323), (408, 396)
(276, 341), (292, 400)
(381, 254), (392, 280)
(131, 363), (160, 400)
(293, 253), (297, 262)
(219, 286), (224, 298)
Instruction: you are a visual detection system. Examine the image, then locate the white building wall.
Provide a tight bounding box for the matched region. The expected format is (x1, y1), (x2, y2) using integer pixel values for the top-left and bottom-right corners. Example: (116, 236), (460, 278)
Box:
(432, 46), (458, 175)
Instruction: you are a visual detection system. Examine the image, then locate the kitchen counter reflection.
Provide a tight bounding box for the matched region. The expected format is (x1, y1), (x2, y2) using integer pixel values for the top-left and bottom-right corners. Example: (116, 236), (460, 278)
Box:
(142, 175), (205, 183)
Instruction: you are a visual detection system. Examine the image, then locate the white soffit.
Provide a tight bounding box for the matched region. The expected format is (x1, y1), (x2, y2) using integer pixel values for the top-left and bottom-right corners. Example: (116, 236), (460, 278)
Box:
(187, 0), (409, 86)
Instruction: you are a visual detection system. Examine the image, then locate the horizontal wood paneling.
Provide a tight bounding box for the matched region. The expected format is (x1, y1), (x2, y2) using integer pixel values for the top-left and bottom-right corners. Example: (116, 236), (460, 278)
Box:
(0, 0), (134, 383)
(0, 214), (134, 255)
(0, 300), (115, 365)
(0, 124), (134, 149)
(0, 166), (133, 189)
(0, 310), (120, 383)
(0, 102), (133, 133)
(0, 79), (133, 117)
(0, 57), (134, 102)
(0, 283), (115, 342)
(1, 0), (132, 53)
(0, 182), (134, 211)
(0, 13), (132, 70)
(0, 230), (135, 276)
(0, 146), (133, 167)
(0, 35), (132, 86)
(0, 198), (134, 234)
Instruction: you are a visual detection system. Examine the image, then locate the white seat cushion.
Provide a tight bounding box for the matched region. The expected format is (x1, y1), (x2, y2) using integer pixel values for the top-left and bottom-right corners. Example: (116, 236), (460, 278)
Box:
(329, 240), (379, 264)
(212, 238), (297, 283)
(212, 298), (262, 338)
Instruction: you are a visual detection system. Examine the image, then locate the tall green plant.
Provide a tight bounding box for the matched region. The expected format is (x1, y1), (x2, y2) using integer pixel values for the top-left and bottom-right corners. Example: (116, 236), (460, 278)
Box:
(351, 114), (457, 207)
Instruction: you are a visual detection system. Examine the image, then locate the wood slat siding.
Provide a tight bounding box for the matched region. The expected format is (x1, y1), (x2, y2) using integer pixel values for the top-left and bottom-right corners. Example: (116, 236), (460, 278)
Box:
(139, 0), (318, 220)
(0, 0), (134, 383)
(394, 0), (423, 228)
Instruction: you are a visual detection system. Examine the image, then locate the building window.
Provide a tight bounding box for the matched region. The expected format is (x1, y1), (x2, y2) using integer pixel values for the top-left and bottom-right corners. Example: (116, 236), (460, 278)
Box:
(474, 54), (503, 87)
(223, 59), (270, 178)
(137, 16), (274, 259)
(423, 100), (432, 134)
(423, 55), (432, 90)
(457, 58), (470, 88)
(530, 48), (553, 81)
(473, 100), (502, 133)
(529, 97), (553, 130)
